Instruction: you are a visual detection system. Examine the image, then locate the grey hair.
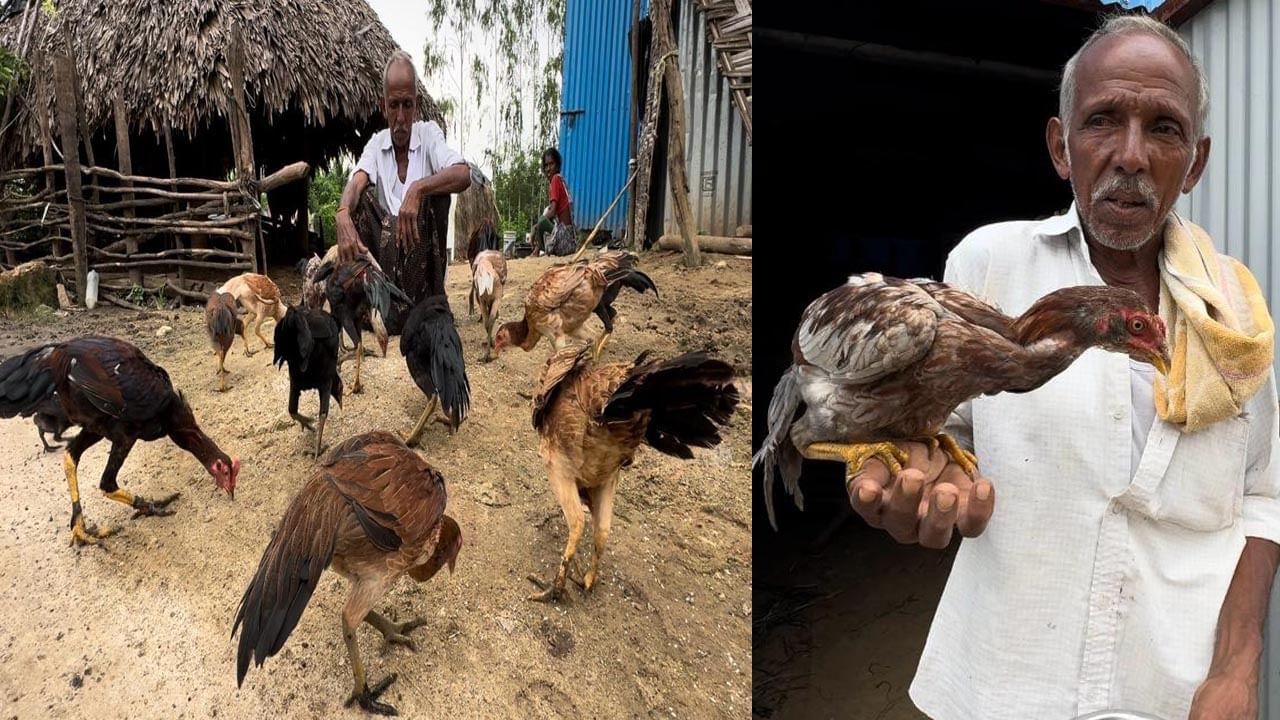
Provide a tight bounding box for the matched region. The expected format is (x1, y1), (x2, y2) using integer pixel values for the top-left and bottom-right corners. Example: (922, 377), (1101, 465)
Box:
(382, 49), (417, 89)
(1059, 14), (1209, 140)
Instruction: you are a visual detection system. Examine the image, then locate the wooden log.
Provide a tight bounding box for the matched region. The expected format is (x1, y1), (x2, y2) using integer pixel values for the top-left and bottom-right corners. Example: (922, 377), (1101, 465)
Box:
(657, 233), (751, 255)
(53, 54), (89, 305)
(258, 161), (310, 193)
(68, 53), (100, 206)
(88, 246), (250, 262)
(100, 292), (148, 311)
(113, 92), (142, 286)
(83, 222), (254, 240)
(652, 0), (700, 268)
(163, 279), (210, 303)
(89, 258), (253, 271)
(84, 210), (255, 229)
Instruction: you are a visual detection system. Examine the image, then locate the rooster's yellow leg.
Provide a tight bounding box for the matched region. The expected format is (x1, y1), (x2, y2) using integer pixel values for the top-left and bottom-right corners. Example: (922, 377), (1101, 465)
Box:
(591, 331), (612, 361)
(65, 454), (116, 547)
(352, 342), (364, 394)
(935, 433), (979, 478)
(103, 488), (180, 518)
(803, 441), (910, 479)
(400, 398), (438, 447)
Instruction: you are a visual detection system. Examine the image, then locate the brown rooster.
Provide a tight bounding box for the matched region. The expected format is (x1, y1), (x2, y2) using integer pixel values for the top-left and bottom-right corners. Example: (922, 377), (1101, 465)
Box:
(494, 250), (657, 361)
(527, 344), (739, 602)
(469, 249), (507, 360)
(753, 272), (1171, 529)
(0, 336), (239, 546)
(205, 291), (249, 391)
(217, 272), (287, 354)
(233, 431), (460, 715)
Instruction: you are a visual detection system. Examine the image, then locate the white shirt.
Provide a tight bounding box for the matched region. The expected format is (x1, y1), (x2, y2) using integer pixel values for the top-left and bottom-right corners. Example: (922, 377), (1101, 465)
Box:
(353, 120), (466, 216)
(908, 203), (1280, 720)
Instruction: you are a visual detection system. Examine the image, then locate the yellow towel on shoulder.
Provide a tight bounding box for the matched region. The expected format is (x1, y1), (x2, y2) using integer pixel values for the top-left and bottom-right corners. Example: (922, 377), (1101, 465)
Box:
(1155, 214), (1275, 431)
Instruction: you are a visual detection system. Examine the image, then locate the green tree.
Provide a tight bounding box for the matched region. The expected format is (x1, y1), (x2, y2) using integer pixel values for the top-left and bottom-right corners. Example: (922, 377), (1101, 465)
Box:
(307, 157), (352, 248)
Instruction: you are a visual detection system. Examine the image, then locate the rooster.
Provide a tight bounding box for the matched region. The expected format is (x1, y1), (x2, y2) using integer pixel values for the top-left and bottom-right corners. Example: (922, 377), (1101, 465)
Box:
(469, 250), (507, 360)
(217, 273), (287, 355)
(526, 344), (739, 602)
(399, 294), (470, 445)
(232, 431), (461, 716)
(273, 305), (344, 457)
(0, 336), (239, 546)
(494, 250), (658, 361)
(314, 256), (411, 394)
(205, 291), (249, 392)
(753, 272), (1171, 529)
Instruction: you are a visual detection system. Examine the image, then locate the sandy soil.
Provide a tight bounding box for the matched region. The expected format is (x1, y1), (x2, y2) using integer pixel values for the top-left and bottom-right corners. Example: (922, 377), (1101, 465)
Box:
(0, 252), (752, 720)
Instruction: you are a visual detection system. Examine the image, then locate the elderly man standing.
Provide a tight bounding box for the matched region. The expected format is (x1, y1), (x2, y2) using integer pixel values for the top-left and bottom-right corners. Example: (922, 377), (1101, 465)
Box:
(842, 15), (1279, 720)
(334, 49), (472, 333)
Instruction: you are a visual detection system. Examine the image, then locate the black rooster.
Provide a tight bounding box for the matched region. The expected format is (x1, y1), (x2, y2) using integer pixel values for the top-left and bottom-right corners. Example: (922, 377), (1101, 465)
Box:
(314, 257), (411, 394)
(400, 294), (470, 446)
(273, 305), (344, 457)
(0, 336), (239, 547)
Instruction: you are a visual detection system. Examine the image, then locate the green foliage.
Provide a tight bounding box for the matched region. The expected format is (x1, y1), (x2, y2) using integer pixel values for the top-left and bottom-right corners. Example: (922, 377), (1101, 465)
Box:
(308, 157), (351, 248)
(489, 148), (547, 236)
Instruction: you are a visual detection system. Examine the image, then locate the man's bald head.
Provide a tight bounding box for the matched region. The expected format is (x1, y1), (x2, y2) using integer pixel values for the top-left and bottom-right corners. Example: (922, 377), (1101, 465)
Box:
(383, 50), (417, 95)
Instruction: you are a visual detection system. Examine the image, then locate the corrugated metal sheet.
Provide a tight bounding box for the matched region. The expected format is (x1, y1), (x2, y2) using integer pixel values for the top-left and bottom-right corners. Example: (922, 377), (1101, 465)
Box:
(1175, 2), (1280, 716)
(662, 0), (752, 237)
(558, 0), (643, 235)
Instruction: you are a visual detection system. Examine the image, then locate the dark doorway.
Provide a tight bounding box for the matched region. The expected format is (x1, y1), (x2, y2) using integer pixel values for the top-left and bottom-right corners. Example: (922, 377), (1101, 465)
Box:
(753, 2), (1118, 717)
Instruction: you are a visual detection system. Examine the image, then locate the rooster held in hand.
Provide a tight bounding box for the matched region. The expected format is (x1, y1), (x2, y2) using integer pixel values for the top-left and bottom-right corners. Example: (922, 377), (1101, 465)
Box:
(274, 305), (344, 457)
(233, 431), (461, 715)
(0, 336), (240, 546)
(753, 272), (1171, 529)
(205, 291), (249, 391)
(494, 250), (657, 361)
(400, 294), (470, 446)
(526, 344), (739, 602)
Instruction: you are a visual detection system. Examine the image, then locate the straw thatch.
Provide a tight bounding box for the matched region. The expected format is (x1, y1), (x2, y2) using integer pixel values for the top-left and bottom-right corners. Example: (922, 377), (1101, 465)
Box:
(452, 161), (498, 262)
(0, 0), (446, 175)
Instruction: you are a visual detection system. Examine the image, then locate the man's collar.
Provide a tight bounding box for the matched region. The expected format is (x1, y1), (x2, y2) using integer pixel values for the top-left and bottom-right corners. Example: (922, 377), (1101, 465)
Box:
(378, 123), (420, 152)
(1035, 201), (1083, 241)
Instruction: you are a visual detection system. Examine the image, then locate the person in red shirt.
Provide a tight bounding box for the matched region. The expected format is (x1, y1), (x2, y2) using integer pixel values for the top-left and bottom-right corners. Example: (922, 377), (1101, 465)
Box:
(533, 148), (577, 256)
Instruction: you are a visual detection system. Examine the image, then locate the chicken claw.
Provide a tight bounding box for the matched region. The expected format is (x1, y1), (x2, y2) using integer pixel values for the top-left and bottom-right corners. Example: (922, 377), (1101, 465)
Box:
(290, 412), (315, 432)
(804, 441), (911, 479)
(526, 572), (569, 603)
(129, 492), (181, 519)
(365, 611), (427, 655)
(69, 518), (118, 548)
(345, 674), (399, 716)
(935, 433), (979, 478)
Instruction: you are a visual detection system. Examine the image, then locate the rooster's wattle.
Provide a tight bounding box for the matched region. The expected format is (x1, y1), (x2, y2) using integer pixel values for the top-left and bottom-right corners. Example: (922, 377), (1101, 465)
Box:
(754, 272), (1170, 529)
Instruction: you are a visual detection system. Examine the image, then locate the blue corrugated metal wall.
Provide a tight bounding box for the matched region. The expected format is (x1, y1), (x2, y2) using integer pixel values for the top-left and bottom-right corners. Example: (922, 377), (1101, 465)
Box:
(559, 0), (645, 235)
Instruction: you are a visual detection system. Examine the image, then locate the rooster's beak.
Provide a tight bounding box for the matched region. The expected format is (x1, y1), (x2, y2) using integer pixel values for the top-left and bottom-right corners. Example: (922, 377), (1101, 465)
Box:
(1147, 347), (1171, 376)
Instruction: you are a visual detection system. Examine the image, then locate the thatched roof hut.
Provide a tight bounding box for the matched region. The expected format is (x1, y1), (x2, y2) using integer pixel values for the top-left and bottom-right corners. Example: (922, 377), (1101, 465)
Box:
(0, 0), (445, 179)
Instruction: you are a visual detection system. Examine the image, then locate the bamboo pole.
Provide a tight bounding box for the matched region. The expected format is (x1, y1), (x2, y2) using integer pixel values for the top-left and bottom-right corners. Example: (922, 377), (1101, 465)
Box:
(569, 170), (636, 263)
(53, 54), (88, 304)
(113, 92), (142, 286)
(652, 0), (700, 267)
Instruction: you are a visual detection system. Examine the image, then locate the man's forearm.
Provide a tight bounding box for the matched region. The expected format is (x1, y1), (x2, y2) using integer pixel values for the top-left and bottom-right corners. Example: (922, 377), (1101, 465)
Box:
(1210, 536), (1280, 675)
(410, 163), (471, 198)
(339, 171), (368, 214)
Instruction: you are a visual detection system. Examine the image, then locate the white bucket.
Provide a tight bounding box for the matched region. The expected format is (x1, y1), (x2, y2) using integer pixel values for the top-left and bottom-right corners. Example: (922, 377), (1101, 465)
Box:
(503, 230), (517, 253)
(85, 270), (99, 310)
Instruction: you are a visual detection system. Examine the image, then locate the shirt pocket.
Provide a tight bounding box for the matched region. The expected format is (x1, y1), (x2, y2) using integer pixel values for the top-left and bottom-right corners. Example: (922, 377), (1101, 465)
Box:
(1152, 415), (1249, 532)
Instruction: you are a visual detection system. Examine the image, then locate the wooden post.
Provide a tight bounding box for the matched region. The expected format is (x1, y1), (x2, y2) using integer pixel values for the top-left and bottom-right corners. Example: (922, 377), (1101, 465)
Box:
(68, 56), (99, 205)
(633, 22), (666, 250)
(225, 25), (260, 272)
(39, 75), (65, 261)
(113, 93), (142, 287)
(53, 55), (88, 304)
(652, 0), (700, 267)
(163, 123), (185, 283)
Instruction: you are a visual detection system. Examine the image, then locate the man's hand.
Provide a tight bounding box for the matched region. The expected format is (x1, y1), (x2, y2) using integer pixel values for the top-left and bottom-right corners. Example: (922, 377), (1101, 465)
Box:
(848, 441), (995, 548)
(1189, 665), (1258, 720)
(336, 208), (368, 264)
(396, 185), (421, 252)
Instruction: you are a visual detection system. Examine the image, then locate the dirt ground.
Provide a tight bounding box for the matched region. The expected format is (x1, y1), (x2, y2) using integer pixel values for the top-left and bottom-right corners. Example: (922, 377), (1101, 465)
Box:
(0, 252), (752, 720)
